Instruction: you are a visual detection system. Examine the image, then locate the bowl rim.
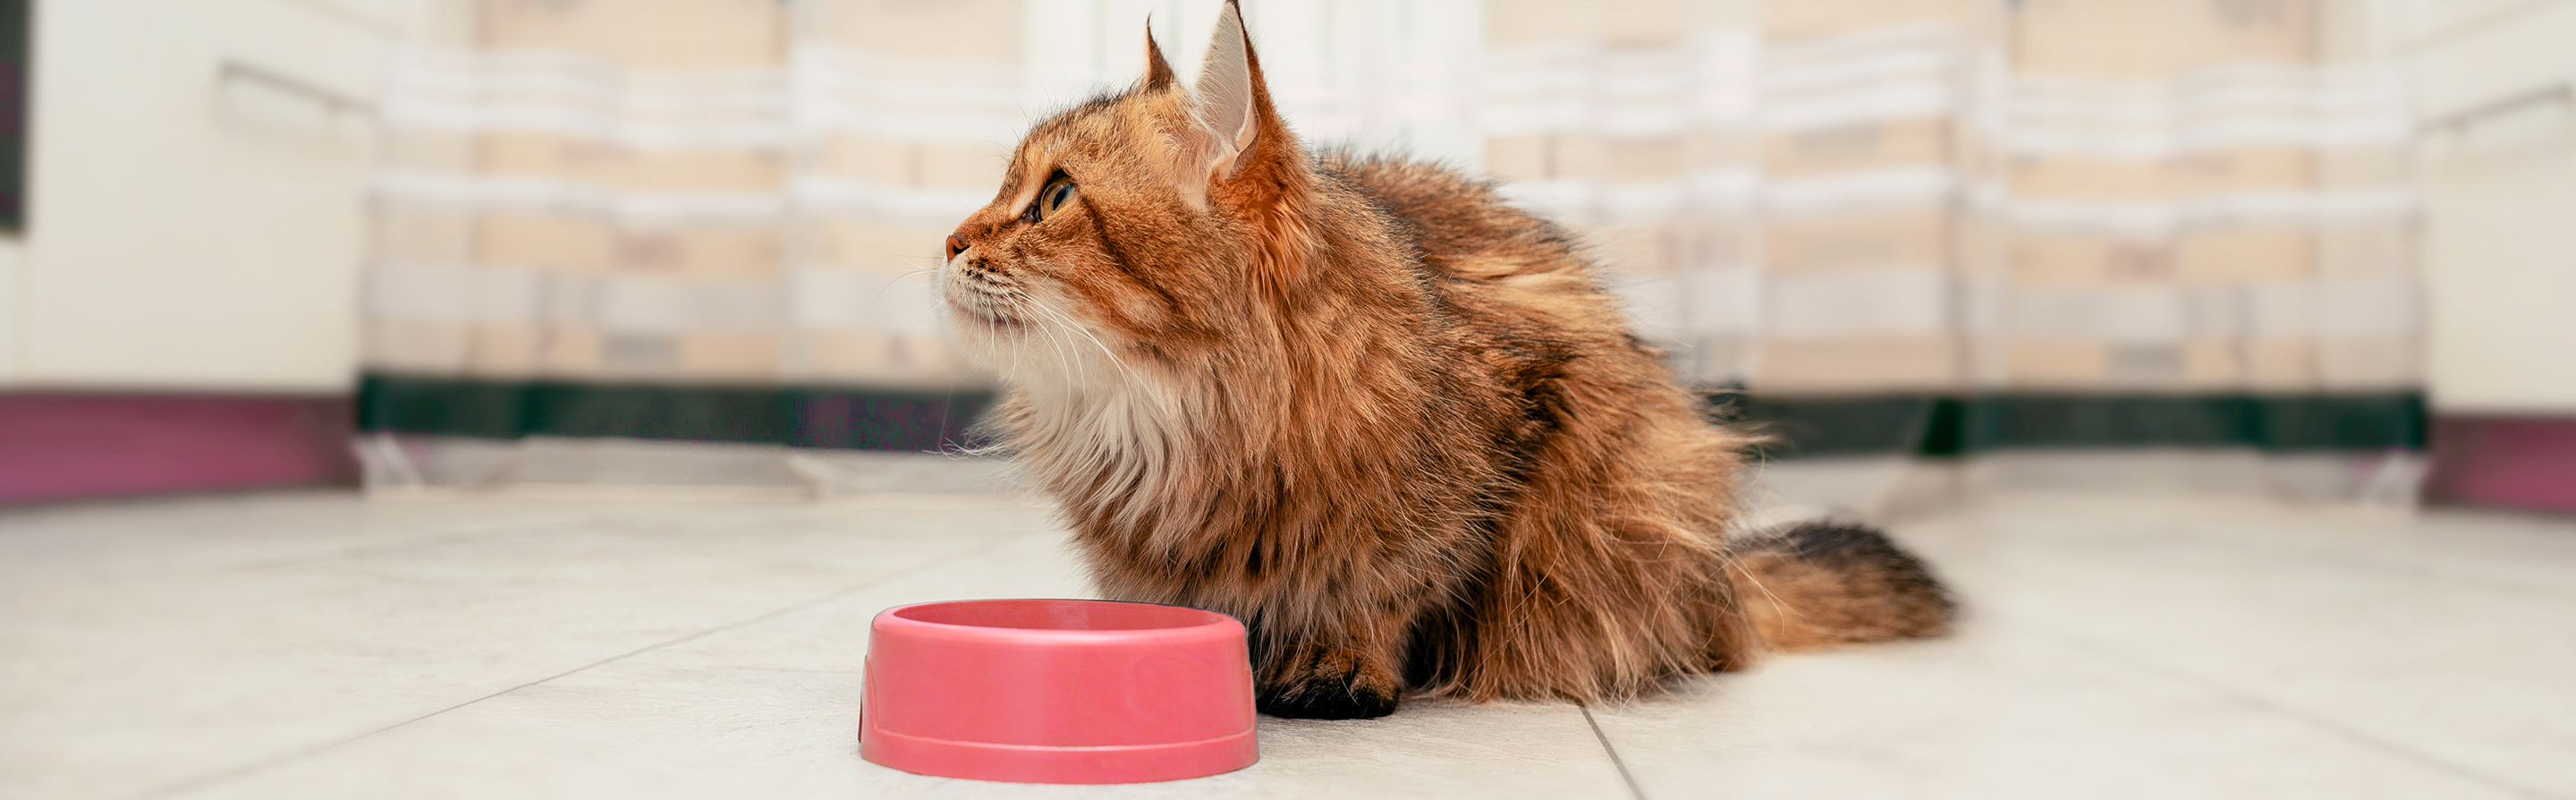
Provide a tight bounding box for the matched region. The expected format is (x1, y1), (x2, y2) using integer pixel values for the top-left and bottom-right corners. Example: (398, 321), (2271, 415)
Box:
(873, 598), (1244, 646)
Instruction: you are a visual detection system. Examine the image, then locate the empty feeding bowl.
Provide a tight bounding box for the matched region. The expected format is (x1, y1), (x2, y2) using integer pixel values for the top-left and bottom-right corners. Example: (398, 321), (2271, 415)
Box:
(859, 599), (1258, 784)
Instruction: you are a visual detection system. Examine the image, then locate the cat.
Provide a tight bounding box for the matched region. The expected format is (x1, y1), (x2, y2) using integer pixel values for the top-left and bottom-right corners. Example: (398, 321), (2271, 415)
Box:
(936, 0), (1954, 719)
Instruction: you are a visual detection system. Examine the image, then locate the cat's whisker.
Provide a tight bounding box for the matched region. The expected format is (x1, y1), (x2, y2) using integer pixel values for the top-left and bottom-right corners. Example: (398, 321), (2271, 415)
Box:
(1007, 298), (1039, 383)
(872, 269), (943, 315)
(1026, 296), (1143, 389)
(1027, 305), (1100, 390)
(1030, 301), (1083, 389)
(989, 285), (1082, 390)
(1016, 298), (1088, 387)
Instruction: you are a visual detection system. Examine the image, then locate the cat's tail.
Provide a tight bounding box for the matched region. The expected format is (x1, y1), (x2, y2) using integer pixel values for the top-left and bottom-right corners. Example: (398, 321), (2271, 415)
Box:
(1729, 520), (1957, 651)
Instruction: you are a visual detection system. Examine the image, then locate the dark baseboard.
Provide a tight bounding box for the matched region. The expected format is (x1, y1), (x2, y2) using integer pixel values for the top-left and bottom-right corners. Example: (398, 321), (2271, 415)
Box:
(1707, 391), (2426, 459)
(360, 374), (2424, 460)
(358, 374), (997, 453)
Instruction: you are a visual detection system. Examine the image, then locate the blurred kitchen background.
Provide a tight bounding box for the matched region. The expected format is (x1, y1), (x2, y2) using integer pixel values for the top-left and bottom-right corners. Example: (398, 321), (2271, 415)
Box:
(0, 0), (2567, 517)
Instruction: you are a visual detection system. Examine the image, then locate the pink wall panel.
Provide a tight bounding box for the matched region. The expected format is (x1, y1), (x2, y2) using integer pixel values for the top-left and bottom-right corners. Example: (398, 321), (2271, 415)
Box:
(0, 394), (355, 505)
(2428, 417), (2576, 516)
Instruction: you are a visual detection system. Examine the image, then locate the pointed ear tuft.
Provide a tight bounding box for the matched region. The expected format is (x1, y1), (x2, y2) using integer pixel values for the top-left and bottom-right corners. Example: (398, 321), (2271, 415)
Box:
(1191, 0), (1258, 181)
(1140, 21), (1176, 91)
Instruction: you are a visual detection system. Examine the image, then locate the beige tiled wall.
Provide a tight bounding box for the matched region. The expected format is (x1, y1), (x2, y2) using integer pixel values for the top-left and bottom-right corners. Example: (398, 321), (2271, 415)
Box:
(368, 0), (2411, 398)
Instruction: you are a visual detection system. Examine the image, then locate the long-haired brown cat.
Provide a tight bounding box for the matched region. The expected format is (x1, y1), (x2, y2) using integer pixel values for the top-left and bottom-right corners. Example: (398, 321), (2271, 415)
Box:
(937, 1), (1953, 719)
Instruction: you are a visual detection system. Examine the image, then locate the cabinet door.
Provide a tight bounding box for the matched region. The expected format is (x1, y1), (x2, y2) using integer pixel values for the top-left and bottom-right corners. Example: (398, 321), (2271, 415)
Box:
(14, 0), (389, 391)
(2421, 124), (2576, 413)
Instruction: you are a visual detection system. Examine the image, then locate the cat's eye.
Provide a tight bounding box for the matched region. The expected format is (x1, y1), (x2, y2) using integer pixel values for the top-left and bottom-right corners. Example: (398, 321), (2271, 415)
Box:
(1028, 174), (1077, 224)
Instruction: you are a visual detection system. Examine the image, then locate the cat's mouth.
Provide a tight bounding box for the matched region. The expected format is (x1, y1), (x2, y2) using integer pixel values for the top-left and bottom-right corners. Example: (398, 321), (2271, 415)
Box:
(943, 267), (1030, 329)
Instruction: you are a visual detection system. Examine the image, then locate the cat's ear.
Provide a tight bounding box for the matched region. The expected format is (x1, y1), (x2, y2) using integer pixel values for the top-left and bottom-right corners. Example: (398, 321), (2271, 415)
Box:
(1140, 21), (1176, 91)
(1190, 0), (1259, 183)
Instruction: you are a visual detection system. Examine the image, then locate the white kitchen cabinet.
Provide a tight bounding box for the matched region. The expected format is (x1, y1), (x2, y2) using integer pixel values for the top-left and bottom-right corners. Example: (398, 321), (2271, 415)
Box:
(3, 0), (403, 392)
(2381, 0), (2576, 413)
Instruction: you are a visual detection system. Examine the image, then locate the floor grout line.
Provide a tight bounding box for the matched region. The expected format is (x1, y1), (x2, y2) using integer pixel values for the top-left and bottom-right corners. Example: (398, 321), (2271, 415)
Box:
(2007, 617), (2561, 800)
(1580, 704), (1650, 800)
(223, 511), (602, 571)
(129, 530), (1033, 800)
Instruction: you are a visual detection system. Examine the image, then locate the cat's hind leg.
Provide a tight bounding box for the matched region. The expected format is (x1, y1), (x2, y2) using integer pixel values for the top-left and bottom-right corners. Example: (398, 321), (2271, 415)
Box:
(1254, 640), (1402, 719)
(1249, 599), (1419, 719)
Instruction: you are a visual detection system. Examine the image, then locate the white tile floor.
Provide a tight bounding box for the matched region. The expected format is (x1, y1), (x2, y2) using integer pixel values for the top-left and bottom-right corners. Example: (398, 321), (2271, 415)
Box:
(4, 487), (2572, 799)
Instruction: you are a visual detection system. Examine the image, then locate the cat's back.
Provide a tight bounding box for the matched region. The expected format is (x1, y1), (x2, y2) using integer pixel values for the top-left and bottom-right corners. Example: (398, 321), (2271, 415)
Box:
(1325, 153), (1592, 285)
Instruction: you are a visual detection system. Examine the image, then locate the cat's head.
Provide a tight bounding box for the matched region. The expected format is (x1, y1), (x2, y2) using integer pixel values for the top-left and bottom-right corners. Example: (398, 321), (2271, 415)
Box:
(938, 1), (1305, 390)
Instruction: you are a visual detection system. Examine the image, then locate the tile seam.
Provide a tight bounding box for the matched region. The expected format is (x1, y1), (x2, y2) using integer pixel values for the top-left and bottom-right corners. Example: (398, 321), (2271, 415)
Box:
(1581, 703), (1651, 800)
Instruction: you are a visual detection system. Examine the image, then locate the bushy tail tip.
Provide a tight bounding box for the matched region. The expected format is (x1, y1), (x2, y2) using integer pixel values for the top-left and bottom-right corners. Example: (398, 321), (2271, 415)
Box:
(1733, 520), (1957, 651)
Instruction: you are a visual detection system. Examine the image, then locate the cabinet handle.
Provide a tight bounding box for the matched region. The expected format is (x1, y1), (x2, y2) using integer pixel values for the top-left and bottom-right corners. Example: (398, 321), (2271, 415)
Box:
(2424, 82), (2572, 136)
(217, 58), (375, 117)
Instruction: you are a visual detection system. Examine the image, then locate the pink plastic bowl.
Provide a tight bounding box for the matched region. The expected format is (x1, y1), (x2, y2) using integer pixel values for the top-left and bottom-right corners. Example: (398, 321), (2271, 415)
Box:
(858, 599), (1258, 784)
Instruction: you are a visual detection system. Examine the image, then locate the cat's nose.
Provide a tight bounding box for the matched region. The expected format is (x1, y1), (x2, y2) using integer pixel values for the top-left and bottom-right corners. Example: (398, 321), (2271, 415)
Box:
(945, 233), (967, 260)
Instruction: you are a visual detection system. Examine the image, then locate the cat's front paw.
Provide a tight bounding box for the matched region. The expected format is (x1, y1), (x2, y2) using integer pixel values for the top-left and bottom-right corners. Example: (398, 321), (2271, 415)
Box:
(1256, 646), (1402, 719)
